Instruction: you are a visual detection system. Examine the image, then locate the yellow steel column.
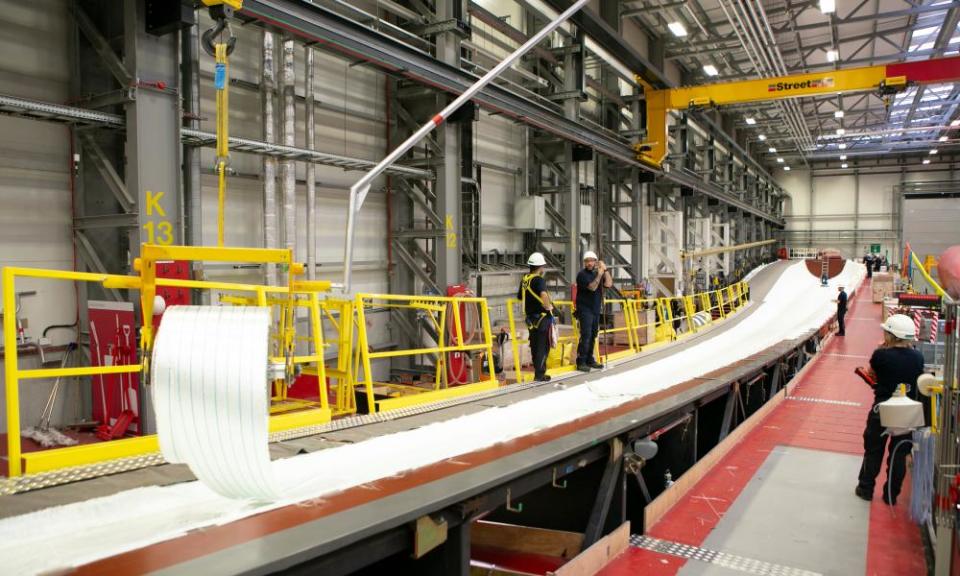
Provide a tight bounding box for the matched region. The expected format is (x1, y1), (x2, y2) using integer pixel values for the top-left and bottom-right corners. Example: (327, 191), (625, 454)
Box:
(479, 299), (496, 383)
(309, 293), (329, 412)
(3, 268), (22, 476)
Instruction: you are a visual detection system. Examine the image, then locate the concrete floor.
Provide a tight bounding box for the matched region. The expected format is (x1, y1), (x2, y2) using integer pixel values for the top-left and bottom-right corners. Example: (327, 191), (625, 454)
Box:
(680, 446), (868, 576)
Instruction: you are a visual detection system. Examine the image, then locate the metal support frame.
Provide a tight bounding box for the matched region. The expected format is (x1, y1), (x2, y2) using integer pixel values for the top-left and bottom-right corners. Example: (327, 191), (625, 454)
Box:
(583, 437), (624, 547)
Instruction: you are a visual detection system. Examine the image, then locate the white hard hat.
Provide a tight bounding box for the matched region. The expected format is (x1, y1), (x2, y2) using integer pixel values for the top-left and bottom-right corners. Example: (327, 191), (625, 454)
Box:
(583, 250), (598, 261)
(882, 314), (916, 340)
(527, 252), (547, 266)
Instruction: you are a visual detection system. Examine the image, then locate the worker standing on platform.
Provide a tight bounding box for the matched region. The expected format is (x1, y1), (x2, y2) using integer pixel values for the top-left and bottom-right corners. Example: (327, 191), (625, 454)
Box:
(855, 314), (926, 505)
(575, 251), (612, 372)
(519, 252), (554, 382)
(836, 286), (848, 336)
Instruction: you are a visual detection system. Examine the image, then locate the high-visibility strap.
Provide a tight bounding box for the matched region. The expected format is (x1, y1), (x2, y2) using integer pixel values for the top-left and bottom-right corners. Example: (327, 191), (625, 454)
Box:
(521, 273), (546, 315)
(215, 42), (230, 247)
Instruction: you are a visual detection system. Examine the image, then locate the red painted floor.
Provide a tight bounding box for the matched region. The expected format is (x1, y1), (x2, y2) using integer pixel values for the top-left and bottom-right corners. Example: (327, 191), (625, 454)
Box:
(600, 283), (927, 576)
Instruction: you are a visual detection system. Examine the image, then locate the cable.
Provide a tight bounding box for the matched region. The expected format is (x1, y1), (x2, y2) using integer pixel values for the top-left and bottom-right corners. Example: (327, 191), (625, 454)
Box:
(910, 428), (936, 524)
(886, 437), (914, 507)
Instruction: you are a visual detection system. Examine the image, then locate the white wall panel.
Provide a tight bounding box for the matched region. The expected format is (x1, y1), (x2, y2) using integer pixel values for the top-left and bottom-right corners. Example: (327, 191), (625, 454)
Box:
(0, 0), (76, 431)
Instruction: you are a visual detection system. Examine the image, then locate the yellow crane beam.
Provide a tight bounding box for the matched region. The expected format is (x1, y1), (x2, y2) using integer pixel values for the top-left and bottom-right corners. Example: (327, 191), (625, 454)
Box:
(637, 55), (960, 167)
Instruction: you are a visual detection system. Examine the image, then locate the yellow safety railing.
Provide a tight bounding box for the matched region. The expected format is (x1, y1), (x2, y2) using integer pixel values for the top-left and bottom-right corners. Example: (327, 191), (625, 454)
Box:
(3, 267), (144, 477)
(596, 298), (638, 363)
(504, 281), (751, 383)
(353, 293), (499, 413)
(2, 244), (333, 478)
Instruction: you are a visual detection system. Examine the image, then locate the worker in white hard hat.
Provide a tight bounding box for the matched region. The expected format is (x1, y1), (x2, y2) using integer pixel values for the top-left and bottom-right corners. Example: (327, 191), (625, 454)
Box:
(575, 250), (612, 371)
(854, 313), (927, 505)
(518, 252), (554, 382)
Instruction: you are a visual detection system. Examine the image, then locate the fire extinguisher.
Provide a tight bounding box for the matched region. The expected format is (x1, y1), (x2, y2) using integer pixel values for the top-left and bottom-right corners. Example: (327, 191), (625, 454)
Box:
(446, 284), (479, 385)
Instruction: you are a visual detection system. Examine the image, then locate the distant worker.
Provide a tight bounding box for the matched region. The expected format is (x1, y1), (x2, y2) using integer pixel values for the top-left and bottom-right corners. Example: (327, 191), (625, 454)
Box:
(854, 314), (926, 505)
(575, 251), (612, 372)
(864, 254), (874, 279)
(836, 286), (848, 336)
(519, 252), (554, 382)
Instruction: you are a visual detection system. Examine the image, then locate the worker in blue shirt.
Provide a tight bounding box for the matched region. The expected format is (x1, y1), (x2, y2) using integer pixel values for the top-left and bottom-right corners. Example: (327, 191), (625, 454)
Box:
(855, 314), (926, 505)
(519, 252), (554, 382)
(575, 251), (612, 372)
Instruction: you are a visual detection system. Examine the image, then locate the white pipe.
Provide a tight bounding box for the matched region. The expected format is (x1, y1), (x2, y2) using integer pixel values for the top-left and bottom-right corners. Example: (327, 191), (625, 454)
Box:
(341, 0), (591, 293)
(282, 38), (296, 277)
(306, 47), (316, 281)
(262, 31), (278, 285)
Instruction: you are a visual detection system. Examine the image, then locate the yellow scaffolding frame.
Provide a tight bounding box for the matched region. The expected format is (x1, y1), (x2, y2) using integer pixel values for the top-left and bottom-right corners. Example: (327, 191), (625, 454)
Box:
(3, 244), (332, 478)
(353, 293), (499, 412)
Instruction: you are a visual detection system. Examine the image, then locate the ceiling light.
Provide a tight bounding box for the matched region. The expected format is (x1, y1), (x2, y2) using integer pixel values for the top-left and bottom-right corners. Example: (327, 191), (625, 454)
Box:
(930, 149), (938, 155)
(769, 147), (777, 153)
(784, 166), (791, 171)
(841, 163), (848, 168)
(840, 154), (847, 160)
(826, 49), (839, 62)
(834, 110), (844, 119)
(839, 143), (847, 149)
(940, 136), (949, 142)
(923, 159), (931, 164)
(758, 134), (767, 141)
(776, 157), (784, 163)
(836, 128), (845, 136)
(668, 21), (688, 37)
(952, 119), (960, 127)
(820, 0), (836, 14)
(745, 117), (756, 125)
(703, 64), (719, 76)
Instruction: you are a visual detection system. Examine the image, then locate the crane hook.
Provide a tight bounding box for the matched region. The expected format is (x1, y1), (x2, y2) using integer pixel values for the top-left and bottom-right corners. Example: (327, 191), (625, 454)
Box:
(202, 17), (237, 57)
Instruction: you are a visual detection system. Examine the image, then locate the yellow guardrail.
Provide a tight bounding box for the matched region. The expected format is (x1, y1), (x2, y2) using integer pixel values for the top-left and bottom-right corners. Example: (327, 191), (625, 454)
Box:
(505, 282), (749, 382)
(353, 293), (499, 413)
(2, 244), (332, 478)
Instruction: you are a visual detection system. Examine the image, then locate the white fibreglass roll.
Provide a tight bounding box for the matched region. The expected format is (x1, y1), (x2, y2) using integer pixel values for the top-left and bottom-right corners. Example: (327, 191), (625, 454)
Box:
(151, 305), (278, 500)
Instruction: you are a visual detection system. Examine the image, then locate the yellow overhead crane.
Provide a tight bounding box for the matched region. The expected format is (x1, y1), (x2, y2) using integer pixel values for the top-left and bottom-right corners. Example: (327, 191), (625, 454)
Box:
(636, 55), (960, 167)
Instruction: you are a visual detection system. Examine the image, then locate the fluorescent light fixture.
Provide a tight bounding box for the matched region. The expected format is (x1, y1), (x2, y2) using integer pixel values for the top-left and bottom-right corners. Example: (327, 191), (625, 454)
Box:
(668, 21), (688, 37)
(930, 149), (939, 155)
(840, 154), (847, 160)
(745, 117), (756, 125)
(839, 143), (847, 149)
(784, 166), (791, 171)
(841, 163), (848, 168)
(758, 134), (767, 141)
(923, 159), (931, 164)
(940, 136), (949, 142)
(776, 157), (785, 163)
(836, 128), (846, 136)
(826, 49), (839, 62)
(834, 110), (844, 118)
(769, 147), (777, 153)
(703, 64), (719, 76)
(820, 0), (836, 14)
(952, 119), (960, 127)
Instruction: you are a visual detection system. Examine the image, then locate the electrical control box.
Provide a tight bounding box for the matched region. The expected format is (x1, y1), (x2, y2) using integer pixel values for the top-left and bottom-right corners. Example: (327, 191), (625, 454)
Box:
(514, 196), (547, 231)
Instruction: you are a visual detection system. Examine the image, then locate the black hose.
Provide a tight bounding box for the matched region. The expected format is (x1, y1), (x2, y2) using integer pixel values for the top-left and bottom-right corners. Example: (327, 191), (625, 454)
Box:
(42, 322), (78, 338)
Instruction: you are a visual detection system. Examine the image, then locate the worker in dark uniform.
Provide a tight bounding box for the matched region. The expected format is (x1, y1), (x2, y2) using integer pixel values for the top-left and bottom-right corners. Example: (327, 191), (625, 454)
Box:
(864, 254), (873, 279)
(855, 314), (926, 505)
(575, 251), (612, 372)
(519, 252), (554, 382)
(836, 286), (848, 336)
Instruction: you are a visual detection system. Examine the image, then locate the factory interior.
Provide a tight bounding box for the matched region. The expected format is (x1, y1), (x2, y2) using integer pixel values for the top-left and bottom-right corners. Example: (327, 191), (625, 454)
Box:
(2, 0), (960, 574)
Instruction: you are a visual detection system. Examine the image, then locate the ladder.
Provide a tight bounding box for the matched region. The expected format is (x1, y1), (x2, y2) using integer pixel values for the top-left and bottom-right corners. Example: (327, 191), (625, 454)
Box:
(820, 258), (830, 284)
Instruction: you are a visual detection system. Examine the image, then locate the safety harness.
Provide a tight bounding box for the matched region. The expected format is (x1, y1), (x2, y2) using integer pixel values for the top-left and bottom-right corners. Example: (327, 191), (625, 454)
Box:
(520, 273), (550, 331)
